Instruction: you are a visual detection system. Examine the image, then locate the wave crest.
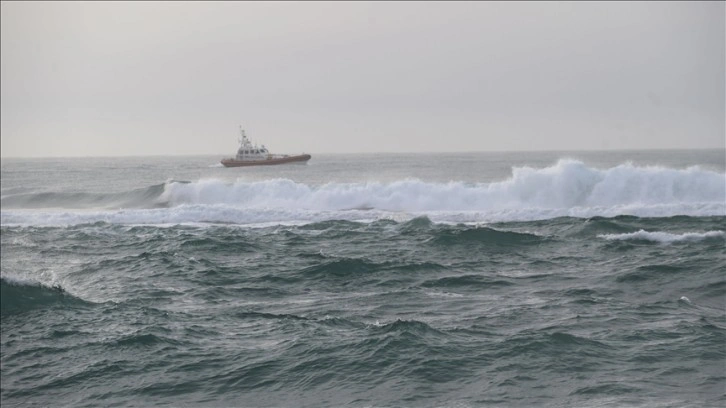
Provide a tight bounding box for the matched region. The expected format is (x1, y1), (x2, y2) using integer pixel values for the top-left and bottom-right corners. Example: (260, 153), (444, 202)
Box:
(158, 160), (724, 212)
(1, 277), (90, 314)
(2, 160), (724, 225)
(598, 230), (725, 244)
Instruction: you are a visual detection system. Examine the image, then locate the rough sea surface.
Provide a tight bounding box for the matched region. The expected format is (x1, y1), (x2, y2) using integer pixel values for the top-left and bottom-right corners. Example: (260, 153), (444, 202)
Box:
(1, 150), (725, 407)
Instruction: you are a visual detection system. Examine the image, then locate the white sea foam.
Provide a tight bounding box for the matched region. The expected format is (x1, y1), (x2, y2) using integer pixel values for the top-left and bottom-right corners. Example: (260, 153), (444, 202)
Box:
(679, 296), (692, 305)
(2, 160), (724, 226)
(1, 275), (42, 287)
(157, 160), (725, 211)
(598, 230), (725, 243)
(0, 270), (62, 289)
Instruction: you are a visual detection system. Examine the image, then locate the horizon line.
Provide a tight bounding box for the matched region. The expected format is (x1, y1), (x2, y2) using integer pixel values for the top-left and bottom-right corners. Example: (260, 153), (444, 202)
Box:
(1, 146), (724, 160)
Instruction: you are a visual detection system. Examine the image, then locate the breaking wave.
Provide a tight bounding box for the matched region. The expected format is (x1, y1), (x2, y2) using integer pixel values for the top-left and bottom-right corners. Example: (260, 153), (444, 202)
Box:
(2, 160), (724, 226)
(0, 277), (90, 314)
(598, 230), (725, 244)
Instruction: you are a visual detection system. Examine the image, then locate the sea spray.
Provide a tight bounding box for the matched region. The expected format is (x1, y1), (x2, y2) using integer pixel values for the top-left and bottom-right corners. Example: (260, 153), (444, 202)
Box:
(160, 160), (725, 211)
(3, 160), (724, 226)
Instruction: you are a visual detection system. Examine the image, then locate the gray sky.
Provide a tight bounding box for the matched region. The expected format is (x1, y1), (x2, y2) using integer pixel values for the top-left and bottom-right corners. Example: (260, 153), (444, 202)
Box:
(1, 1), (724, 157)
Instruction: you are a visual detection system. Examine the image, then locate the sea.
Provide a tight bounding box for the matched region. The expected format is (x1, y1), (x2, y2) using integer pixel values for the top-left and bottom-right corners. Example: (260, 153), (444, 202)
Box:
(1, 149), (725, 407)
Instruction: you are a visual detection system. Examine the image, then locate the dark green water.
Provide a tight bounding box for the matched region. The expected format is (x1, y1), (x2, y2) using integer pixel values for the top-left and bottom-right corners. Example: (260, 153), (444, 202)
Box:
(2, 151), (724, 407)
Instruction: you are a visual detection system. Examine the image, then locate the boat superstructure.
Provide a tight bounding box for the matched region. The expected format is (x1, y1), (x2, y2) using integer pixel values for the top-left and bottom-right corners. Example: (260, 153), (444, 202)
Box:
(232, 127), (271, 161)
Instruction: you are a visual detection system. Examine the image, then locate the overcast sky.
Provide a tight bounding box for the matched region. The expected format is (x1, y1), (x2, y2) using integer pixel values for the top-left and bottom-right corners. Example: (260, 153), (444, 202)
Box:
(1, 1), (724, 157)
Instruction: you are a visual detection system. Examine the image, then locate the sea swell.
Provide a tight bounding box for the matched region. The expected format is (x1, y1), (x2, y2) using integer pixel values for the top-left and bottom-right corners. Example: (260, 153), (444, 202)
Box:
(2, 160), (724, 226)
(2, 211), (725, 407)
(159, 159), (724, 212)
(0, 277), (92, 315)
(0, 183), (169, 210)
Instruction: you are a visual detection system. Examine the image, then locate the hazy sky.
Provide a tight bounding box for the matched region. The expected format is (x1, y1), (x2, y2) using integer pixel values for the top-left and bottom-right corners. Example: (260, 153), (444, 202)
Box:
(1, 1), (724, 157)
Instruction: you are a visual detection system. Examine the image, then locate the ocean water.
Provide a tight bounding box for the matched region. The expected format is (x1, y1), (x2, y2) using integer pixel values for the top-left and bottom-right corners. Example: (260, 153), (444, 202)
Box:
(1, 150), (725, 407)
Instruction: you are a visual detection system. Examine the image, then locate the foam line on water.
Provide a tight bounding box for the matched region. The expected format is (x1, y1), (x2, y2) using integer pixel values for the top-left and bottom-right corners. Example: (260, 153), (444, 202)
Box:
(598, 230), (725, 243)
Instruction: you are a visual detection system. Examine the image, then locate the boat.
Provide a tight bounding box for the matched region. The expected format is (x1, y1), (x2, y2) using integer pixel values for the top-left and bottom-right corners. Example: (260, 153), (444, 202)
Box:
(221, 126), (311, 167)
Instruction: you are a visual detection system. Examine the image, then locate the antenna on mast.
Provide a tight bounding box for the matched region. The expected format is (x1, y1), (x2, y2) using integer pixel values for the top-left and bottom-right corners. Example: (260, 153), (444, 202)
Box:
(238, 124), (246, 145)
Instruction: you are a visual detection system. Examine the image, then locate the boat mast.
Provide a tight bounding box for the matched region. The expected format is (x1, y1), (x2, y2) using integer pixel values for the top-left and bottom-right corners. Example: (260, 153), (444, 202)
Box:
(238, 125), (245, 146)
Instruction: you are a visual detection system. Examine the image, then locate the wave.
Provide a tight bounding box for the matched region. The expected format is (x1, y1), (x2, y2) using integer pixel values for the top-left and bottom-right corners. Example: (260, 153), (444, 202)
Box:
(615, 264), (687, 283)
(0, 277), (90, 314)
(431, 227), (545, 246)
(497, 331), (614, 360)
(158, 160), (724, 211)
(599, 230), (725, 244)
(299, 258), (444, 283)
(2, 160), (724, 225)
(113, 332), (187, 348)
(421, 274), (514, 289)
(369, 319), (448, 339)
(0, 183), (169, 210)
